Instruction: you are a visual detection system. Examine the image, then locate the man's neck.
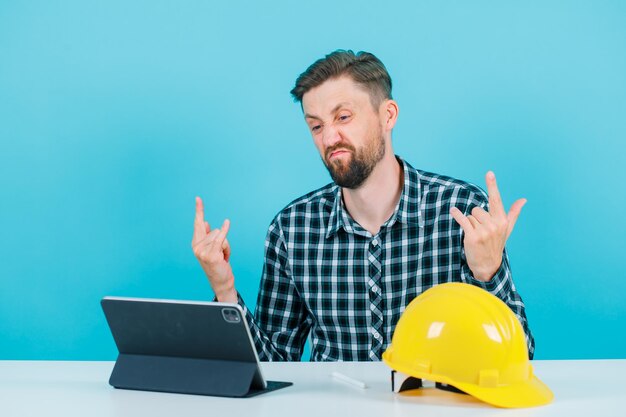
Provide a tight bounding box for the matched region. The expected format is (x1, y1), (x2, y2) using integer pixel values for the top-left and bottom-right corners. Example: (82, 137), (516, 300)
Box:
(342, 151), (403, 235)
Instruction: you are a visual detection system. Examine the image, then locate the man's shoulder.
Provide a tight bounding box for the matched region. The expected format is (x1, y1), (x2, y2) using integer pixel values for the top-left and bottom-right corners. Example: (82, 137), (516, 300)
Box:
(412, 166), (488, 206)
(271, 182), (337, 224)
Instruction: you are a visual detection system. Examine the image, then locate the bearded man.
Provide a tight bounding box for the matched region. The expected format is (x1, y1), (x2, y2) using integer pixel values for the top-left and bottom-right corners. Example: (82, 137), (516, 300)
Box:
(192, 50), (535, 361)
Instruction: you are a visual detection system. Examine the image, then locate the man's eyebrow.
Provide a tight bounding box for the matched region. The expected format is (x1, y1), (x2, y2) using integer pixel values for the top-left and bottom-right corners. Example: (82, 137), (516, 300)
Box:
(304, 102), (353, 120)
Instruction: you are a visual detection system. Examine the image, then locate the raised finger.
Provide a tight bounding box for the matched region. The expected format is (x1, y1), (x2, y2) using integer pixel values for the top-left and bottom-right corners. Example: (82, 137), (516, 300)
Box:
(506, 198), (527, 240)
(485, 171), (505, 217)
(195, 196), (205, 225)
(213, 219), (231, 248)
(450, 207), (474, 233)
(193, 197), (208, 242)
(205, 221), (210, 234)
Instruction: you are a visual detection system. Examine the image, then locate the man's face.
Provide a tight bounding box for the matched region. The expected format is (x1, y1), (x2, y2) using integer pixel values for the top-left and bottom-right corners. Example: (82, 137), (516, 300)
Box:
(302, 76), (386, 189)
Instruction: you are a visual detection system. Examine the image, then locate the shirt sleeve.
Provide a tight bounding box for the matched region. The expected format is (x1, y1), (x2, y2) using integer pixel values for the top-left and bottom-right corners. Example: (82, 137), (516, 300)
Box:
(458, 188), (536, 359)
(236, 218), (311, 361)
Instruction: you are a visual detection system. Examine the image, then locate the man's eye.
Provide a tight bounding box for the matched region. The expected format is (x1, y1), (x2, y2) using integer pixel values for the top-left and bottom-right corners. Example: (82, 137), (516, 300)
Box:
(339, 115), (350, 121)
(311, 125), (321, 132)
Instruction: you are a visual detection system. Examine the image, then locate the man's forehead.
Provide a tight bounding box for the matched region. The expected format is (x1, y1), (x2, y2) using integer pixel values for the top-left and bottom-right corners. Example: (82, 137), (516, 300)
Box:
(302, 76), (370, 117)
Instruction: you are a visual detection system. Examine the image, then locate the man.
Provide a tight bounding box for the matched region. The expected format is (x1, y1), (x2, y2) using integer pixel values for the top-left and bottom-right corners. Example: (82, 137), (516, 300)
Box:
(192, 50), (534, 361)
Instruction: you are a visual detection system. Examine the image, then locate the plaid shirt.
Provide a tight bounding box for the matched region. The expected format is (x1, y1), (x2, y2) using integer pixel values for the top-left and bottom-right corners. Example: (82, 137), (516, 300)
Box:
(238, 156), (534, 361)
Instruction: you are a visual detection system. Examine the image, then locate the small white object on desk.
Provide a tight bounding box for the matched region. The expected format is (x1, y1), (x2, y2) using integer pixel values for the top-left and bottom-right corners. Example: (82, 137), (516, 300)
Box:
(331, 371), (368, 389)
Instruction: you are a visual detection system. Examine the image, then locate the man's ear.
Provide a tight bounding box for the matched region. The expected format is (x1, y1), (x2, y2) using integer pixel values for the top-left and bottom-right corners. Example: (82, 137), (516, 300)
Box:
(382, 99), (399, 131)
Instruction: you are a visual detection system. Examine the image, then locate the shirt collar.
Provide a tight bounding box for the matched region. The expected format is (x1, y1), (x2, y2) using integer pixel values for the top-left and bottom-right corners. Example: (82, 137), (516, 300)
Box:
(325, 155), (423, 239)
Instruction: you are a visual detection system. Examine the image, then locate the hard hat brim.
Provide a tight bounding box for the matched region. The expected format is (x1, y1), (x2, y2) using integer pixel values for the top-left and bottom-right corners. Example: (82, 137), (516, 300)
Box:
(453, 375), (554, 408)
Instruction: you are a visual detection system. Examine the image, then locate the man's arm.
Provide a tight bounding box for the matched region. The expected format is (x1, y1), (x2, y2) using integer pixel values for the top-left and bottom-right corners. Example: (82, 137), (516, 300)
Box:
(449, 175), (535, 358)
(224, 284), (310, 361)
(246, 218), (311, 361)
(192, 197), (310, 360)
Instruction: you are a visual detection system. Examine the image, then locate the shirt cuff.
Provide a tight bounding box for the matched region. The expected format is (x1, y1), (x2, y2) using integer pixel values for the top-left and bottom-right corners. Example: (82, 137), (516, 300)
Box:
(213, 292), (254, 324)
(465, 259), (508, 294)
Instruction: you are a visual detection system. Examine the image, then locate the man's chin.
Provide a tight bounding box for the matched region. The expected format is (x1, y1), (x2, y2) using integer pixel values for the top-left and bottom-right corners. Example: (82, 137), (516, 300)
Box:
(328, 167), (367, 189)
(327, 163), (350, 180)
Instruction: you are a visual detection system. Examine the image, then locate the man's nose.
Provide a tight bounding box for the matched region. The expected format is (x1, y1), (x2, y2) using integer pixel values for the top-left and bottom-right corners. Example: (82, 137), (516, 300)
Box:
(322, 124), (342, 148)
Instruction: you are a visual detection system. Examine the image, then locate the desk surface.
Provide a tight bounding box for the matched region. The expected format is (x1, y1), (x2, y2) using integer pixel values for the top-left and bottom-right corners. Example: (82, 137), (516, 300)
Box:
(1, 360), (624, 416)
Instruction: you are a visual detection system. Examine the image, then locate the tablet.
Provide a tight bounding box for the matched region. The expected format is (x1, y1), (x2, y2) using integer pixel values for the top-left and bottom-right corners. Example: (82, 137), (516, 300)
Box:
(101, 296), (292, 397)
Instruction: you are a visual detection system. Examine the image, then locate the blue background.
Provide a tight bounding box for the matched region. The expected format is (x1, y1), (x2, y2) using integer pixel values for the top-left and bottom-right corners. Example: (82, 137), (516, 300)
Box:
(1, 1), (625, 360)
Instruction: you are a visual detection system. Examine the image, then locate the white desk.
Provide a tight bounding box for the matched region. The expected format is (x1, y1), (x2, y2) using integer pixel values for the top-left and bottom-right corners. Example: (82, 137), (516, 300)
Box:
(1, 360), (623, 416)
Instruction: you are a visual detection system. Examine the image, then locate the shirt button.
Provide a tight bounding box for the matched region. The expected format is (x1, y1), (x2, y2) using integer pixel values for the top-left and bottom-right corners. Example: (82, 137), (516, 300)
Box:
(371, 284), (379, 293)
(373, 331), (381, 340)
(371, 239), (378, 246)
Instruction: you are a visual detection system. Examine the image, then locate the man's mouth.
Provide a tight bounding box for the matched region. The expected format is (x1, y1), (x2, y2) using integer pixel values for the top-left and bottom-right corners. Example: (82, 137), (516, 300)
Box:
(328, 149), (351, 160)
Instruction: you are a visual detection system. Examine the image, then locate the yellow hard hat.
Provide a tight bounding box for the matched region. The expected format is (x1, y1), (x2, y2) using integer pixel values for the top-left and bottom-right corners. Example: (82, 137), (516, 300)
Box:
(382, 282), (553, 408)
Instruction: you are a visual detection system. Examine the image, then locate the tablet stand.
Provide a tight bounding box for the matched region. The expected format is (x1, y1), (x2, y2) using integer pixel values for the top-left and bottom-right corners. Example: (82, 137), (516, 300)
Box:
(109, 354), (292, 398)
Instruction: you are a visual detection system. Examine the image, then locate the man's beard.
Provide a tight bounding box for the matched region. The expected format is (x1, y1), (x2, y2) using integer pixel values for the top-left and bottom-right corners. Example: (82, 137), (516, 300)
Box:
(323, 131), (386, 189)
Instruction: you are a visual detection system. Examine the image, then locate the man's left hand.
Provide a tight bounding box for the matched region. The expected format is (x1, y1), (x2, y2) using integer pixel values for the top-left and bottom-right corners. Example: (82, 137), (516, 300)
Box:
(450, 171), (526, 282)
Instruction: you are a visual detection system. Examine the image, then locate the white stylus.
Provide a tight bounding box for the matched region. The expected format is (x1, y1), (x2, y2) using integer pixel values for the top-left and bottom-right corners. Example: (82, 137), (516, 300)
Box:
(331, 371), (368, 389)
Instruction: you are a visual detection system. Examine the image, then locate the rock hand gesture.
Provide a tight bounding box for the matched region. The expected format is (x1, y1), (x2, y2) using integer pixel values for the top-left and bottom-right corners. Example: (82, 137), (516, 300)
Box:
(450, 172), (526, 282)
(191, 197), (238, 303)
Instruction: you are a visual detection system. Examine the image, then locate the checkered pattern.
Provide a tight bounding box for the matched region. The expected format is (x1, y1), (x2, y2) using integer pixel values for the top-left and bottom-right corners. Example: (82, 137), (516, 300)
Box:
(238, 156), (535, 361)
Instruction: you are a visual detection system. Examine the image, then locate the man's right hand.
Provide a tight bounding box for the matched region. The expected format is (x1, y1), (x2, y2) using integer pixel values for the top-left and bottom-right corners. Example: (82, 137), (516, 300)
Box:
(191, 196), (238, 303)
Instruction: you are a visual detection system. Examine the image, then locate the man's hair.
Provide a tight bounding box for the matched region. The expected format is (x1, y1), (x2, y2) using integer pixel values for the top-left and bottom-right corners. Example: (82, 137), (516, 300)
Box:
(290, 50), (393, 110)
